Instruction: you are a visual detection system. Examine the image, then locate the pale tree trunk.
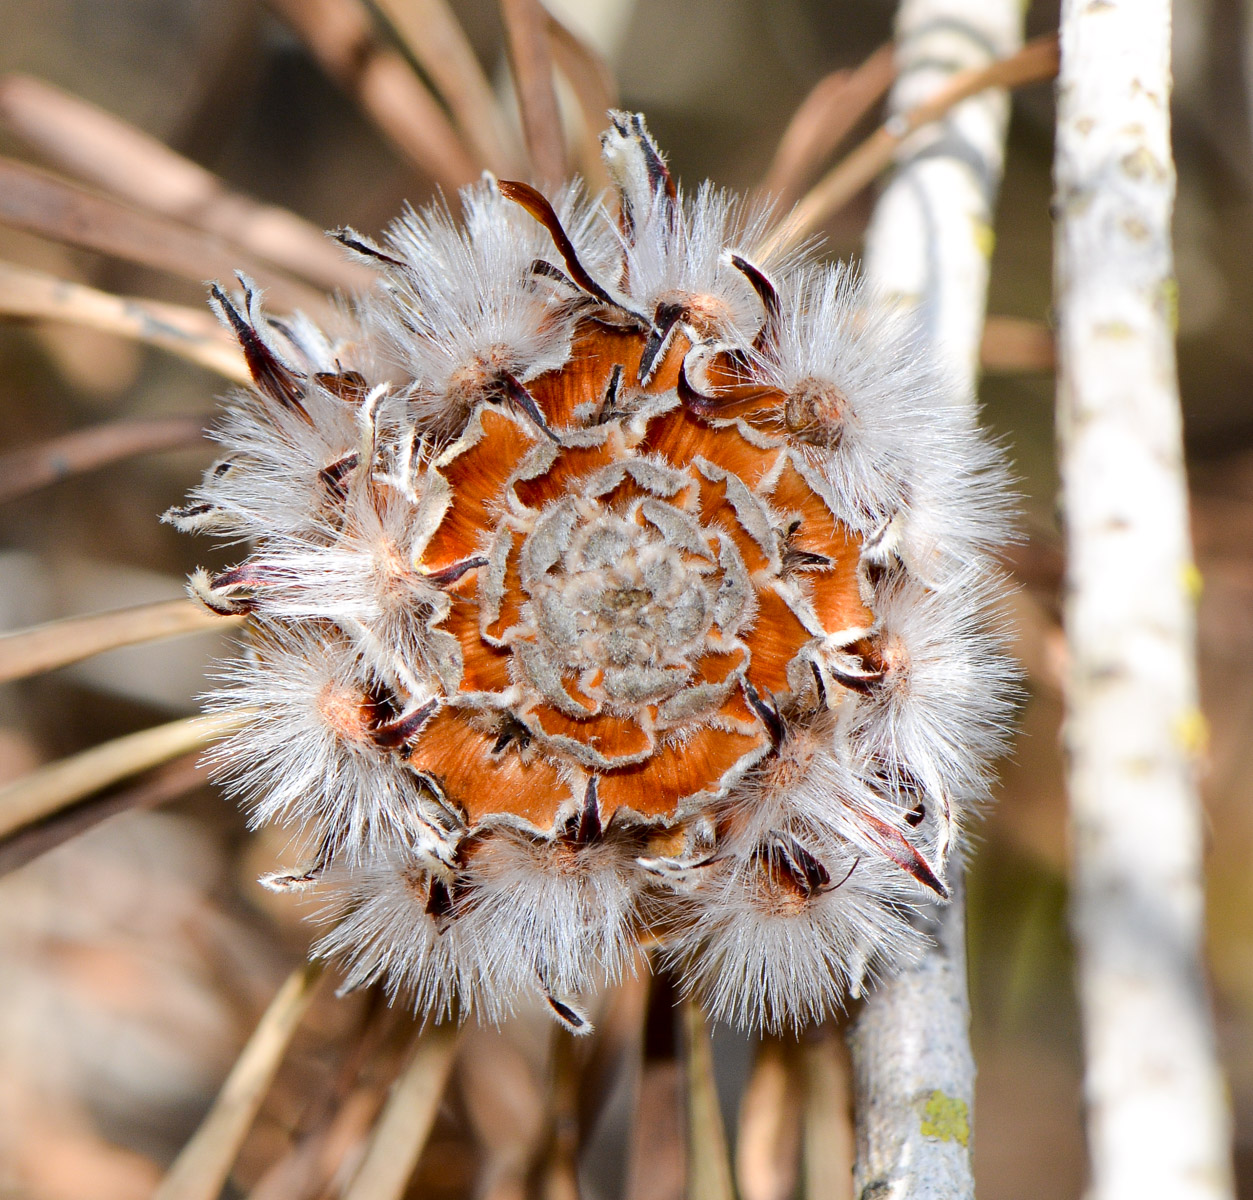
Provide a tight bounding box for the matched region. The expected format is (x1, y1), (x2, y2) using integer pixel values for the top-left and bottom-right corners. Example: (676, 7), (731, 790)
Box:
(1053, 3), (1235, 1200)
(851, 2), (1024, 1197)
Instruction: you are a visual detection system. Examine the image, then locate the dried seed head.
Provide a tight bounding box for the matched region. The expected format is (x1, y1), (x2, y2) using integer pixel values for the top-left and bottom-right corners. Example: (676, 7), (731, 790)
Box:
(175, 113), (1016, 1033)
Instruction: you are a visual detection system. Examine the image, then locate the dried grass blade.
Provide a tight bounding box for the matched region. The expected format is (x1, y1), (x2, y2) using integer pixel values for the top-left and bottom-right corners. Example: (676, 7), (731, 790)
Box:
(0, 261), (246, 384)
(0, 598), (235, 684)
(759, 33), (1059, 257)
(372, 0), (517, 174)
(625, 971), (685, 1200)
(980, 315), (1056, 374)
(0, 711), (247, 842)
(800, 1029), (853, 1200)
(500, 0), (567, 184)
(0, 749), (206, 877)
(682, 998), (735, 1200)
(759, 43), (896, 206)
(0, 158), (330, 315)
(546, 11), (618, 188)
(154, 962), (325, 1200)
(737, 1035), (802, 1200)
(339, 1023), (460, 1200)
(266, 0), (480, 190)
(0, 75), (372, 295)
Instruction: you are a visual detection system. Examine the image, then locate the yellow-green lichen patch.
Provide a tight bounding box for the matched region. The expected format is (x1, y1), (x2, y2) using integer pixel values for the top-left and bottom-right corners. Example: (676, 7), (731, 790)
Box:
(919, 1090), (970, 1146)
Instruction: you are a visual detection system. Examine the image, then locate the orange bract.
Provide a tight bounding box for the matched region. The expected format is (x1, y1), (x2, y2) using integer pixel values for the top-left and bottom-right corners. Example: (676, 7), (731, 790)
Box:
(416, 320), (875, 834)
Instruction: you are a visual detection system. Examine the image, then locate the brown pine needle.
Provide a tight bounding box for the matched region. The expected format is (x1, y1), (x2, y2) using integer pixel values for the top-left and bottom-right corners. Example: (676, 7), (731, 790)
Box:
(339, 1023), (460, 1200)
(500, 0), (567, 185)
(266, 0), (480, 190)
(683, 998), (736, 1200)
(0, 262), (247, 386)
(153, 962), (325, 1200)
(0, 711), (248, 843)
(0, 414), (214, 505)
(546, 11), (618, 188)
(759, 43), (897, 206)
(981, 314), (1057, 374)
(0, 157), (330, 315)
(0, 598), (236, 685)
(0, 75), (372, 295)
(737, 1036), (803, 1200)
(372, 0), (518, 175)
(759, 33), (1061, 257)
(0, 749), (207, 877)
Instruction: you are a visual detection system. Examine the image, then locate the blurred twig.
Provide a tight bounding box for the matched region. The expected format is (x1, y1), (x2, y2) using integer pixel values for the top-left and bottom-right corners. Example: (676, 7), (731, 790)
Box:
(759, 44), (896, 207)
(0, 158), (330, 315)
(372, 0), (517, 174)
(1054, 2), (1235, 1197)
(546, 10), (619, 189)
(0, 413), (214, 505)
(759, 33), (1057, 260)
(980, 315), (1056, 374)
(266, 0), (480, 190)
(153, 962), (325, 1200)
(0, 597), (234, 684)
(339, 1023), (460, 1200)
(682, 998), (735, 1200)
(500, 0), (567, 184)
(0, 74), (372, 295)
(800, 1028), (854, 1200)
(0, 262), (248, 384)
(0, 712), (247, 842)
(737, 1036), (803, 1200)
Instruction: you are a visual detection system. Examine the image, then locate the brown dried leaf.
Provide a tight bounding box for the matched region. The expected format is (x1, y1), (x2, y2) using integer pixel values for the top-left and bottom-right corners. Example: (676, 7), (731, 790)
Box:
(981, 315), (1057, 374)
(500, 0), (567, 184)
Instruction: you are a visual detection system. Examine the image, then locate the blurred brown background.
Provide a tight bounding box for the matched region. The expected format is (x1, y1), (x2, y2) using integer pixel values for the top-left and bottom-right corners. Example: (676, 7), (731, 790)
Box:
(0, 2), (1250, 1197)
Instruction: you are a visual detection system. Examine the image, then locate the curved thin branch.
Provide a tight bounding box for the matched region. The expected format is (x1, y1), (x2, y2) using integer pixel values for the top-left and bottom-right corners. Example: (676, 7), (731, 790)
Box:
(0, 74), (372, 295)
(0, 416), (214, 505)
(0, 261), (247, 385)
(0, 598), (235, 683)
(1054, 1), (1235, 1196)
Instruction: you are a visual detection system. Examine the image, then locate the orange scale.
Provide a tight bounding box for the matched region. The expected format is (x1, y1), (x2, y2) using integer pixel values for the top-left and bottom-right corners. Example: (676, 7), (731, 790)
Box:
(425, 408), (537, 568)
(802, 559), (874, 638)
(637, 405), (716, 471)
(697, 475), (772, 574)
(528, 324), (646, 427)
(744, 585), (814, 695)
(405, 709), (569, 830)
(595, 727), (768, 821)
(594, 473), (655, 513)
(511, 437), (621, 510)
(693, 644), (747, 687)
(440, 594), (512, 693)
(767, 459), (843, 554)
(482, 537), (527, 642)
(527, 702), (653, 764)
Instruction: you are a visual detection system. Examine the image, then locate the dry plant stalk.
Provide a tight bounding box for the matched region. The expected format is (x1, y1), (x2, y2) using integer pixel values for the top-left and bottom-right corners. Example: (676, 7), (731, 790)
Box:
(848, 1), (1026, 1196)
(1053, 1), (1235, 1197)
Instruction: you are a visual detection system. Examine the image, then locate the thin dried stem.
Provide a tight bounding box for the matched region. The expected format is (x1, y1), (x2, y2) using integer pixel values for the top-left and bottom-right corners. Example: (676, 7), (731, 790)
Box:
(682, 999), (735, 1200)
(759, 44), (896, 206)
(847, 2), (1027, 1195)
(737, 1035), (803, 1200)
(759, 33), (1058, 260)
(371, 0), (517, 174)
(0, 74), (372, 295)
(339, 1023), (460, 1200)
(266, 0), (480, 190)
(0, 598), (236, 684)
(546, 10), (618, 188)
(0, 711), (247, 842)
(1054, 1), (1235, 1196)
(625, 971), (684, 1200)
(0, 749), (206, 877)
(153, 962), (325, 1200)
(500, 0), (568, 184)
(0, 157), (330, 315)
(0, 414), (210, 506)
(0, 262), (248, 384)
